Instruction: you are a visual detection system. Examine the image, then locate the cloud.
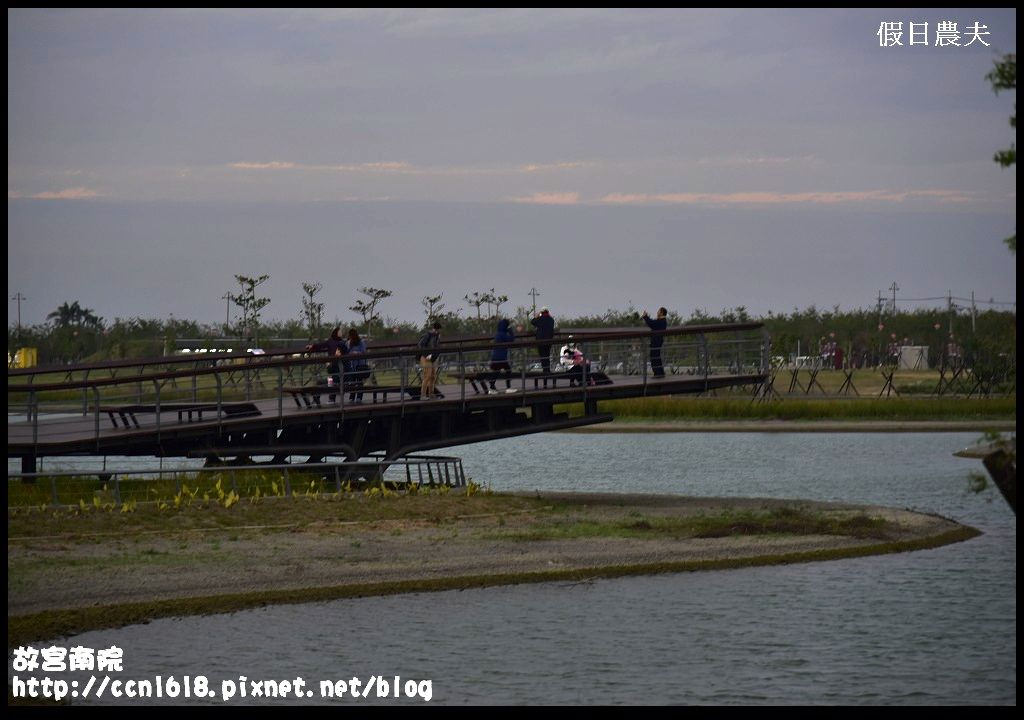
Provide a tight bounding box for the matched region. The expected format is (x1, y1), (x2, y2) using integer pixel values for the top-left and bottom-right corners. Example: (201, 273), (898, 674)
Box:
(508, 192), (580, 205)
(599, 189), (977, 206)
(696, 154), (819, 167)
(228, 161), (298, 170)
(8, 187), (102, 200)
(228, 160), (590, 177)
(518, 161), (591, 173)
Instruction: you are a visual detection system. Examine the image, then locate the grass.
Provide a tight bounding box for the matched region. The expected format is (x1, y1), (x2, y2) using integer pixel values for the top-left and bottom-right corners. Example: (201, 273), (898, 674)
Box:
(7, 488), (549, 538)
(485, 506), (896, 542)
(556, 396), (1016, 422)
(7, 465), (467, 509)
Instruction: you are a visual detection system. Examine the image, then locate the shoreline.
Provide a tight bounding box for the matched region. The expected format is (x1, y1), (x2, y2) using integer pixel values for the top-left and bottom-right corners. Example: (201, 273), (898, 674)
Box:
(560, 419), (1017, 433)
(8, 492), (980, 646)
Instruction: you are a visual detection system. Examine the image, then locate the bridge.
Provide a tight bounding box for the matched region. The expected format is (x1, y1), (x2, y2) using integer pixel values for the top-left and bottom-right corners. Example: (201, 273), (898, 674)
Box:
(8, 322), (768, 474)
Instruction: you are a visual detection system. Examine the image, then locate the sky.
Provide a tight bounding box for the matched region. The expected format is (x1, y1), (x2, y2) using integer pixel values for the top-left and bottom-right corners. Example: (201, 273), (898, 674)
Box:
(7, 8), (1017, 329)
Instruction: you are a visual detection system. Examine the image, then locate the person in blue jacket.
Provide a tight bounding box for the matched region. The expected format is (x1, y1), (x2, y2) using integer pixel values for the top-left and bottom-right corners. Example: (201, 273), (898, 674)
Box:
(488, 318), (516, 393)
(344, 328), (371, 403)
(642, 307), (668, 378)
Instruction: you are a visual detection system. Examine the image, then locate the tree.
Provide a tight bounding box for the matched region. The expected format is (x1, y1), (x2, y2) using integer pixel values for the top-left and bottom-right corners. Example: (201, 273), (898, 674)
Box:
(46, 301), (104, 330)
(348, 287), (393, 336)
(464, 291), (485, 320)
(491, 290), (510, 318)
(986, 53), (1016, 254)
(229, 274), (271, 344)
(421, 293), (446, 323)
(300, 282), (325, 340)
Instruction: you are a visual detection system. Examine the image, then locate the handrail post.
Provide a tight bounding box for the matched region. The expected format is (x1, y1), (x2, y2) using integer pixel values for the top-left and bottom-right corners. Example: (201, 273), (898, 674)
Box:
(641, 336), (648, 394)
(245, 358), (252, 402)
(399, 353), (406, 414)
(192, 362), (199, 403)
(92, 387), (101, 444)
(81, 369), (91, 416)
(153, 379), (161, 436)
(581, 340), (589, 406)
(276, 366), (284, 425)
(31, 389), (39, 448)
(459, 347), (465, 409)
(520, 345), (527, 396)
(215, 371), (223, 428)
(700, 333), (709, 393)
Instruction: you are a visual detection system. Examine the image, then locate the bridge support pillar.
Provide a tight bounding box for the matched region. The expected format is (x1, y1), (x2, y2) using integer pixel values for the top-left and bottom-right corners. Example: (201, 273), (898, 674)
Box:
(21, 455), (37, 476)
(533, 403), (553, 423)
(388, 417), (402, 457)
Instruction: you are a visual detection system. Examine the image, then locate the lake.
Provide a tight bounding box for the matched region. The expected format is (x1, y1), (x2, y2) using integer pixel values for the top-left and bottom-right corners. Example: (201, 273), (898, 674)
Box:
(10, 432), (1017, 705)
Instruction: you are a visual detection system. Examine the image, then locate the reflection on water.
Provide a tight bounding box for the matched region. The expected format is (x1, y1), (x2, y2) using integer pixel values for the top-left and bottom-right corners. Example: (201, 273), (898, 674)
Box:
(11, 433), (1017, 705)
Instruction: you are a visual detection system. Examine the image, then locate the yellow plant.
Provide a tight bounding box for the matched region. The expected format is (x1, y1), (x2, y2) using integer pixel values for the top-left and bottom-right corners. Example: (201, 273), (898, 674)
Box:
(222, 490), (239, 509)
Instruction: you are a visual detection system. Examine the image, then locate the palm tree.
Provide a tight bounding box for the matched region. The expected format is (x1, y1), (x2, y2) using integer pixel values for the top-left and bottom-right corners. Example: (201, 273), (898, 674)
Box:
(46, 301), (104, 329)
(46, 301), (81, 327)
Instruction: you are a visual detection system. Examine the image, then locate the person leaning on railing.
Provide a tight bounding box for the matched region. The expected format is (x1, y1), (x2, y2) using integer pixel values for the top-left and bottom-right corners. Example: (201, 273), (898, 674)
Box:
(305, 326), (346, 402)
(417, 322), (443, 399)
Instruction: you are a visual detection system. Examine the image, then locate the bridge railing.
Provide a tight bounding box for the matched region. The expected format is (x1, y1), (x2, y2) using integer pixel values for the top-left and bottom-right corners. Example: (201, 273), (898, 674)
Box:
(7, 454), (469, 504)
(8, 323), (767, 453)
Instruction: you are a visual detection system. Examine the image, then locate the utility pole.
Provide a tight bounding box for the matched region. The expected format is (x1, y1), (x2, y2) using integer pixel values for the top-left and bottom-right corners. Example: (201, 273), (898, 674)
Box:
(889, 281), (899, 314)
(11, 292), (25, 330)
(947, 290), (954, 337)
(528, 287), (541, 315)
(971, 291), (977, 333)
(221, 292), (231, 332)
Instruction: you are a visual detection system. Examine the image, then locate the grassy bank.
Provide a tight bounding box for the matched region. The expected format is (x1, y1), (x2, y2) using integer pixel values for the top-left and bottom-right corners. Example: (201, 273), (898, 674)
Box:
(559, 396), (1016, 422)
(9, 527), (978, 649)
(8, 491), (979, 646)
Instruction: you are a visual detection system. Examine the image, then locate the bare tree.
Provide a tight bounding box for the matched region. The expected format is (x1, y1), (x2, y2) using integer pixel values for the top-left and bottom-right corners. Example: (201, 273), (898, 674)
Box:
(349, 286), (393, 336)
(492, 292), (510, 318)
(421, 293), (446, 323)
(464, 291), (485, 320)
(300, 282), (325, 340)
(229, 274), (271, 344)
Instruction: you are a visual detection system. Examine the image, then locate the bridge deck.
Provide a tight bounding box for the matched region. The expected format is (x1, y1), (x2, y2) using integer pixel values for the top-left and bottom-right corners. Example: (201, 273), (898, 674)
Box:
(8, 372), (763, 456)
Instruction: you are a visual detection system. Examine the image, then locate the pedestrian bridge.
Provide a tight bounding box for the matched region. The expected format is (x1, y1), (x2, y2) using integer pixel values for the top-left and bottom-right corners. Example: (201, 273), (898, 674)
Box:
(8, 322), (768, 473)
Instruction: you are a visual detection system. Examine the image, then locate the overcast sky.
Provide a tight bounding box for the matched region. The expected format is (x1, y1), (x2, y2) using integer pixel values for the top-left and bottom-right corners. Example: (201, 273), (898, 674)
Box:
(7, 8), (1017, 328)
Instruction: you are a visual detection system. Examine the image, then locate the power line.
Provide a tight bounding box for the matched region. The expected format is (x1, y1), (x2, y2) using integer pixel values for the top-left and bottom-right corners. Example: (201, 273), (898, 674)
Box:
(892, 295), (1015, 306)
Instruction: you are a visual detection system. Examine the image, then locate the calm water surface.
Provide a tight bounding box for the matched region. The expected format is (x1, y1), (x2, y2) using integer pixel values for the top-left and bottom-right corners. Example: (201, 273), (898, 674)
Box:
(15, 433), (1017, 705)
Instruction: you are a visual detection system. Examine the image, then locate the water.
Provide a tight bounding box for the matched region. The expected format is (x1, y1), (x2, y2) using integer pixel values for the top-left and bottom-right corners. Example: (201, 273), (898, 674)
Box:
(10, 433), (1016, 705)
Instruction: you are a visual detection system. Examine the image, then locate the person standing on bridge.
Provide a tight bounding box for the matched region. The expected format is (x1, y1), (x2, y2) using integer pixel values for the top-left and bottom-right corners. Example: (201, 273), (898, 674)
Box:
(530, 306), (555, 385)
(306, 326), (346, 403)
(417, 322), (443, 399)
(345, 329), (370, 404)
(642, 307), (668, 378)
(488, 318), (517, 394)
